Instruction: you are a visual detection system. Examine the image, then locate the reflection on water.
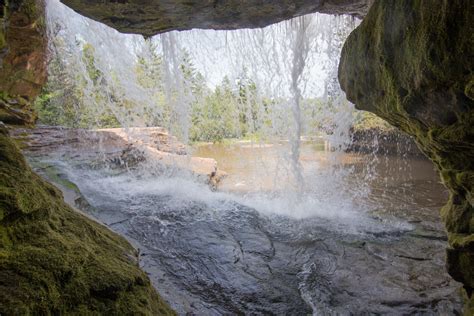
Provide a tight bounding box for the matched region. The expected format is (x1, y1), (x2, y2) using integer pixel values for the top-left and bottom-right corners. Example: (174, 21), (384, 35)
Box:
(194, 141), (441, 192)
(193, 141), (448, 221)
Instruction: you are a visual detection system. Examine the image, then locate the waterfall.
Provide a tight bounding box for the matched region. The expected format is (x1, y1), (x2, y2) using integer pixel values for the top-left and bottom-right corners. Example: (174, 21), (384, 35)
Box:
(41, 0), (366, 218)
(289, 16), (311, 193)
(28, 3), (463, 315)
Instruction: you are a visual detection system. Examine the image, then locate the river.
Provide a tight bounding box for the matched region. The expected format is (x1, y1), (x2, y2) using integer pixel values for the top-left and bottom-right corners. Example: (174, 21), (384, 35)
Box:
(19, 129), (463, 315)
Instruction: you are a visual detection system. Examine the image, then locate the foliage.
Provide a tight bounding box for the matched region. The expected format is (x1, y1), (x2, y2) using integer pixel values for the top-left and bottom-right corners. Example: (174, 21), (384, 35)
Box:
(34, 40), (120, 128)
(352, 111), (394, 132)
(36, 35), (383, 144)
(0, 129), (175, 315)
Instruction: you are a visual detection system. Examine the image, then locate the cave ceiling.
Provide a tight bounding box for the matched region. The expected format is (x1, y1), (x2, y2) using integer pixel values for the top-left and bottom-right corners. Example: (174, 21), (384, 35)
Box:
(60, 0), (372, 36)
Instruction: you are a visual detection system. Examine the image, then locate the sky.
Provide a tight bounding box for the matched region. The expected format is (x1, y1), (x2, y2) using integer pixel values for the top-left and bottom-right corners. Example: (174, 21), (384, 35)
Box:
(47, 0), (358, 100)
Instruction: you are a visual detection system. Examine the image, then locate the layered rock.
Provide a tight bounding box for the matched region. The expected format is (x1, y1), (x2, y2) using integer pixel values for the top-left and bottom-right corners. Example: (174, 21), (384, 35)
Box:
(338, 0), (473, 310)
(347, 127), (423, 156)
(12, 126), (227, 188)
(0, 0), (47, 125)
(60, 0), (372, 36)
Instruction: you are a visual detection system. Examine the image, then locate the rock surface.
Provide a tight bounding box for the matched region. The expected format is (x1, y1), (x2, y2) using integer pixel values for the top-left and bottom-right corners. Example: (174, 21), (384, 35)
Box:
(347, 127), (424, 157)
(25, 137), (463, 315)
(0, 0), (47, 125)
(98, 127), (227, 186)
(60, 0), (372, 36)
(0, 126), (175, 315)
(12, 126), (226, 187)
(338, 0), (473, 311)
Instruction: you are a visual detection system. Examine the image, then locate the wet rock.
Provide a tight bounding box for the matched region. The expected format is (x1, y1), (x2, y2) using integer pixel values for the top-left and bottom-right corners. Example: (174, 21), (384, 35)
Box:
(0, 131), (175, 315)
(0, 96), (36, 125)
(12, 126), (226, 187)
(98, 127), (225, 185)
(0, 0), (47, 126)
(339, 0), (473, 307)
(22, 132), (465, 314)
(347, 127), (424, 157)
(98, 127), (187, 155)
(60, 0), (372, 36)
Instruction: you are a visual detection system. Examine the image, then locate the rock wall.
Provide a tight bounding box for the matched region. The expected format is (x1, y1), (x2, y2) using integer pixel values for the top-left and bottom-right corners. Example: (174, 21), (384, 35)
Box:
(0, 0), (47, 125)
(338, 0), (473, 311)
(60, 0), (372, 36)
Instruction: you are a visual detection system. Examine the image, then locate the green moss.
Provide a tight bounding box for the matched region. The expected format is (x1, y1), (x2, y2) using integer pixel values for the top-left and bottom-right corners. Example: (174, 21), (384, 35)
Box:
(0, 1), (7, 52)
(339, 0), (473, 304)
(30, 160), (81, 192)
(0, 31), (5, 53)
(0, 129), (175, 315)
(462, 287), (474, 316)
(465, 78), (474, 101)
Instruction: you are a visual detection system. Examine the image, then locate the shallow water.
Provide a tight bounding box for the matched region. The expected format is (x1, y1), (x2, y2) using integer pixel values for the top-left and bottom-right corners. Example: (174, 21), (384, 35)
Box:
(22, 133), (462, 315)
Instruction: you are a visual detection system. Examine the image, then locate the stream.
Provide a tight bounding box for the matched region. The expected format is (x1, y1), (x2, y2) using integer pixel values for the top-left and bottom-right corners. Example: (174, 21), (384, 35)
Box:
(18, 127), (463, 315)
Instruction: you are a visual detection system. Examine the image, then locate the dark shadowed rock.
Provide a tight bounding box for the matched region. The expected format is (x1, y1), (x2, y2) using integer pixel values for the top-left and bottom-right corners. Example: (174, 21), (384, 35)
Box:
(60, 0), (372, 36)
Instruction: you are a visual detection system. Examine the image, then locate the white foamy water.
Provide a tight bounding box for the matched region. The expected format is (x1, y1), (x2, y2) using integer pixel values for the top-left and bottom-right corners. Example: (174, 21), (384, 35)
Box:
(32, 2), (463, 314)
(44, 0), (360, 196)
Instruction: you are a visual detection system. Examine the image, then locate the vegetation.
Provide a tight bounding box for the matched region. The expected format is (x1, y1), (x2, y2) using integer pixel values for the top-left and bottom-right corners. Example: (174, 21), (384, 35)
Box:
(34, 42), (120, 128)
(35, 31), (389, 144)
(0, 126), (175, 315)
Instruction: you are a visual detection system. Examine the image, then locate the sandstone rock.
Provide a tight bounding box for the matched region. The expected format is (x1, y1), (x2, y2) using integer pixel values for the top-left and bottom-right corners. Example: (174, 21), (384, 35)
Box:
(12, 126), (225, 187)
(98, 127), (224, 185)
(347, 127), (424, 157)
(98, 127), (187, 154)
(0, 0), (47, 125)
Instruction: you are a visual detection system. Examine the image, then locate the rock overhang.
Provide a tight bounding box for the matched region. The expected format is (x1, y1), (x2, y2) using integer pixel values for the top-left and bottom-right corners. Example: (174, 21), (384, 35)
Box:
(60, 0), (372, 36)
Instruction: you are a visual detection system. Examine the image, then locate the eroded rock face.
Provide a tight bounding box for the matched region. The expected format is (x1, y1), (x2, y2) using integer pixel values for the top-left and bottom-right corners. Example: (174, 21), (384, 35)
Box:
(60, 0), (372, 36)
(0, 0), (47, 125)
(338, 0), (473, 309)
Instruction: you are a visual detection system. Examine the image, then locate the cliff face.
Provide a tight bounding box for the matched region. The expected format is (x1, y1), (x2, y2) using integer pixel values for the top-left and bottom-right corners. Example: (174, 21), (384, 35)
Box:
(338, 0), (473, 310)
(0, 0), (47, 125)
(59, 0), (372, 36)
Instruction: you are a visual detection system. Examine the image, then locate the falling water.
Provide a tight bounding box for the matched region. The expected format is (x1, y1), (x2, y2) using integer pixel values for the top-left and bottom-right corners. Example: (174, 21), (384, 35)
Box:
(288, 16), (309, 193)
(23, 1), (464, 314)
(43, 0), (363, 209)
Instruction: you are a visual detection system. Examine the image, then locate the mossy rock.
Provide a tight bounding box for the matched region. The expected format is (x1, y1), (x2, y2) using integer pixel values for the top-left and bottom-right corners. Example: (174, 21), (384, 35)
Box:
(0, 127), (175, 315)
(59, 0), (371, 36)
(0, 0), (47, 126)
(338, 0), (473, 311)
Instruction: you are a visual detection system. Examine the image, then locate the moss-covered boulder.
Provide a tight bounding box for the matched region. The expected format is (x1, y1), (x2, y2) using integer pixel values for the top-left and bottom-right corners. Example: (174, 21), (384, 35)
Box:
(338, 0), (473, 311)
(0, 125), (175, 315)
